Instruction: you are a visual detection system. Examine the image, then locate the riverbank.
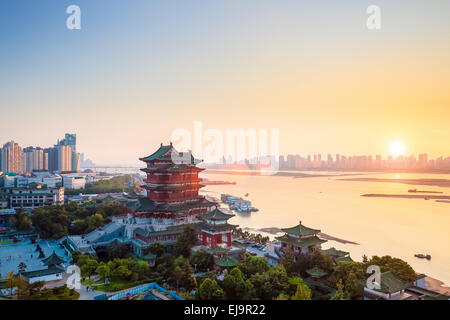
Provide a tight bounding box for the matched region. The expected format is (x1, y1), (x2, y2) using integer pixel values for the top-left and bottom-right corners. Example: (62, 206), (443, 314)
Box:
(361, 194), (450, 200)
(339, 177), (450, 188)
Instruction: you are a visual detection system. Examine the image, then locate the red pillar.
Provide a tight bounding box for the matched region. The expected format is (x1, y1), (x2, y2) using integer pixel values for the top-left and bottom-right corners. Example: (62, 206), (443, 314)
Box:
(211, 234), (216, 248)
(216, 234), (222, 245)
(202, 232), (207, 246)
(227, 233), (231, 247)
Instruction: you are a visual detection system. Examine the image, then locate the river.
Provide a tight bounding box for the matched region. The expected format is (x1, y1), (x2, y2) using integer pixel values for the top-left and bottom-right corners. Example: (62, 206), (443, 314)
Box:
(200, 171), (450, 285)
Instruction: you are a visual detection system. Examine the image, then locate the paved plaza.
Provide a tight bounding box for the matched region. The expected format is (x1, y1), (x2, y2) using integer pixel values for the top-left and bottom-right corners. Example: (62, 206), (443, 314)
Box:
(0, 239), (71, 279)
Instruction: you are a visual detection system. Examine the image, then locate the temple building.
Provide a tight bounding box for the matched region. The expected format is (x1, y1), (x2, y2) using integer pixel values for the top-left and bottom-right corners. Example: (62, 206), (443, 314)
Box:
(20, 251), (66, 284)
(126, 143), (215, 227)
(322, 247), (353, 265)
(276, 221), (327, 255)
(198, 207), (237, 248)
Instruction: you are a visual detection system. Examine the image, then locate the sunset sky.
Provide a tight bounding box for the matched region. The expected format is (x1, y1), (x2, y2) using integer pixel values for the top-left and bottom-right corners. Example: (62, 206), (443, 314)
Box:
(1, 1), (449, 165)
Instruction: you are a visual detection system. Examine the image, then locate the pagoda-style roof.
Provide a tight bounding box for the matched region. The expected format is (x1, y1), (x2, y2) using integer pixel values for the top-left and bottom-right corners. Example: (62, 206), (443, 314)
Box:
(140, 144), (201, 164)
(216, 257), (238, 268)
(20, 265), (65, 279)
(141, 164), (204, 174)
(41, 251), (66, 266)
(128, 197), (216, 214)
(275, 235), (327, 247)
(306, 267), (328, 278)
(209, 246), (230, 254)
(199, 222), (238, 233)
(202, 208), (235, 221)
(373, 271), (412, 294)
(322, 247), (349, 257)
(135, 227), (184, 238)
(140, 253), (157, 261)
(334, 256), (353, 264)
(142, 184), (205, 192)
(280, 222), (321, 237)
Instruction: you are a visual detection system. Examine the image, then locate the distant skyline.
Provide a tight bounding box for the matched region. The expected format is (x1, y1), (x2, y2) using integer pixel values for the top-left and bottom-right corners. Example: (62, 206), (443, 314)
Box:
(1, 1), (450, 165)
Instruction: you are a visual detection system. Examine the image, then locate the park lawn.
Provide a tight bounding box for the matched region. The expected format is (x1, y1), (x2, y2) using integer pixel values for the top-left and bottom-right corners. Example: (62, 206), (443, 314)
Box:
(92, 278), (139, 292)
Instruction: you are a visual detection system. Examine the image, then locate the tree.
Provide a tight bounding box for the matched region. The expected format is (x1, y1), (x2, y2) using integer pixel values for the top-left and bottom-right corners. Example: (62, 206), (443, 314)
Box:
(115, 265), (132, 279)
(365, 255), (416, 282)
(147, 242), (165, 257)
(190, 250), (214, 272)
(238, 254), (270, 279)
(97, 263), (111, 283)
(105, 242), (132, 260)
(223, 268), (254, 300)
(12, 209), (32, 231)
(291, 280), (312, 300)
(5, 271), (16, 296)
(330, 279), (350, 300)
(279, 248), (295, 274)
(199, 278), (224, 300)
(175, 226), (199, 257)
(132, 261), (150, 279)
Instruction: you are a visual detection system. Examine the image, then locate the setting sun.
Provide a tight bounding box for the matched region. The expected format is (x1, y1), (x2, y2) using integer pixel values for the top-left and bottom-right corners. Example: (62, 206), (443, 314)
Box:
(389, 140), (405, 157)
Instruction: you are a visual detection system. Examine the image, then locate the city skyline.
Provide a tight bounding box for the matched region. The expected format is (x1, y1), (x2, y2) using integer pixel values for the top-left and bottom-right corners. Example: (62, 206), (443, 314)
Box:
(1, 1), (450, 165)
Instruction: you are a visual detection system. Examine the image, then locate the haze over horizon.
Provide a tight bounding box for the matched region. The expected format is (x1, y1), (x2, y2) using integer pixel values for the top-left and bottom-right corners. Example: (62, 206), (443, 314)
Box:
(1, 0), (450, 165)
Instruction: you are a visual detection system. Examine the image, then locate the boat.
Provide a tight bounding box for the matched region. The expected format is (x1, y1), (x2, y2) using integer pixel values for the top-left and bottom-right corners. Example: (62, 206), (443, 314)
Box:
(414, 254), (431, 260)
(408, 189), (417, 193)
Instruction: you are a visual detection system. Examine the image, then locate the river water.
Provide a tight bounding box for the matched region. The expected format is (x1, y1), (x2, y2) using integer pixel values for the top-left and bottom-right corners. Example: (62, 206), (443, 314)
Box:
(200, 171), (450, 285)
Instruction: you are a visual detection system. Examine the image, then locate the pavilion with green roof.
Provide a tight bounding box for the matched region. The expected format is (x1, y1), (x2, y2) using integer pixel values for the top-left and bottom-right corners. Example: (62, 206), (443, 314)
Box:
(276, 221), (327, 256)
(19, 251), (66, 284)
(199, 207), (237, 249)
(306, 267), (328, 278)
(363, 271), (413, 300)
(216, 257), (238, 268)
(321, 247), (353, 265)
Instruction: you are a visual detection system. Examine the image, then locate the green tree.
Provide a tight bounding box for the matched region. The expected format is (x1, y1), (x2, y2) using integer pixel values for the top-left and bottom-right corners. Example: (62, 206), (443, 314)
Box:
(365, 255), (416, 282)
(223, 267), (255, 300)
(190, 250), (215, 272)
(330, 279), (350, 300)
(175, 226), (199, 257)
(279, 248), (295, 274)
(97, 263), (111, 283)
(12, 209), (32, 231)
(238, 254), (270, 278)
(199, 278), (224, 300)
(291, 280), (312, 300)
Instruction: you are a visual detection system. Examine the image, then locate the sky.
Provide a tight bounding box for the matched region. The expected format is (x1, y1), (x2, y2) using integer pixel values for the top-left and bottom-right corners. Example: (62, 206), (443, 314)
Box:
(1, 0), (449, 165)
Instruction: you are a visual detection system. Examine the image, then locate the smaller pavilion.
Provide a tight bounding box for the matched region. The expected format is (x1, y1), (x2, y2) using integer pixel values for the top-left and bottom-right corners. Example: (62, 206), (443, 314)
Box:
(198, 208), (237, 249)
(276, 221), (327, 255)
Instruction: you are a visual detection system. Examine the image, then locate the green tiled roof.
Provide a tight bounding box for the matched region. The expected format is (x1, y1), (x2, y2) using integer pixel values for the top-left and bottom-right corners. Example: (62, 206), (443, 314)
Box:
(276, 235), (327, 247)
(20, 265), (65, 279)
(375, 271), (412, 294)
(42, 251), (66, 266)
(140, 145), (173, 162)
(209, 246), (230, 254)
(135, 228), (184, 237)
(306, 267), (328, 278)
(322, 247), (349, 257)
(281, 222), (320, 237)
(140, 253), (157, 260)
(334, 256), (353, 264)
(216, 257), (238, 267)
(202, 208), (235, 221)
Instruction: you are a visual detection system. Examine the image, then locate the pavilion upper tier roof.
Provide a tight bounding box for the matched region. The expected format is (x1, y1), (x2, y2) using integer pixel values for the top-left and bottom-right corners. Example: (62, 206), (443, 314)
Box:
(280, 222), (321, 237)
(140, 143), (202, 164)
(140, 164), (204, 174)
(202, 207), (235, 221)
(127, 197), (216, 213)
(41, 250), (66, 266)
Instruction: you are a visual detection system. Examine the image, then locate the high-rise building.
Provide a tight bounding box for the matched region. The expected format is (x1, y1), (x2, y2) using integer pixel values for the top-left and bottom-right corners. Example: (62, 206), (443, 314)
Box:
(57, 133), (78, 172)
(23, 147), (44, 173)
(57, 145), (72, 172)
(1, 141), (23, 174)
